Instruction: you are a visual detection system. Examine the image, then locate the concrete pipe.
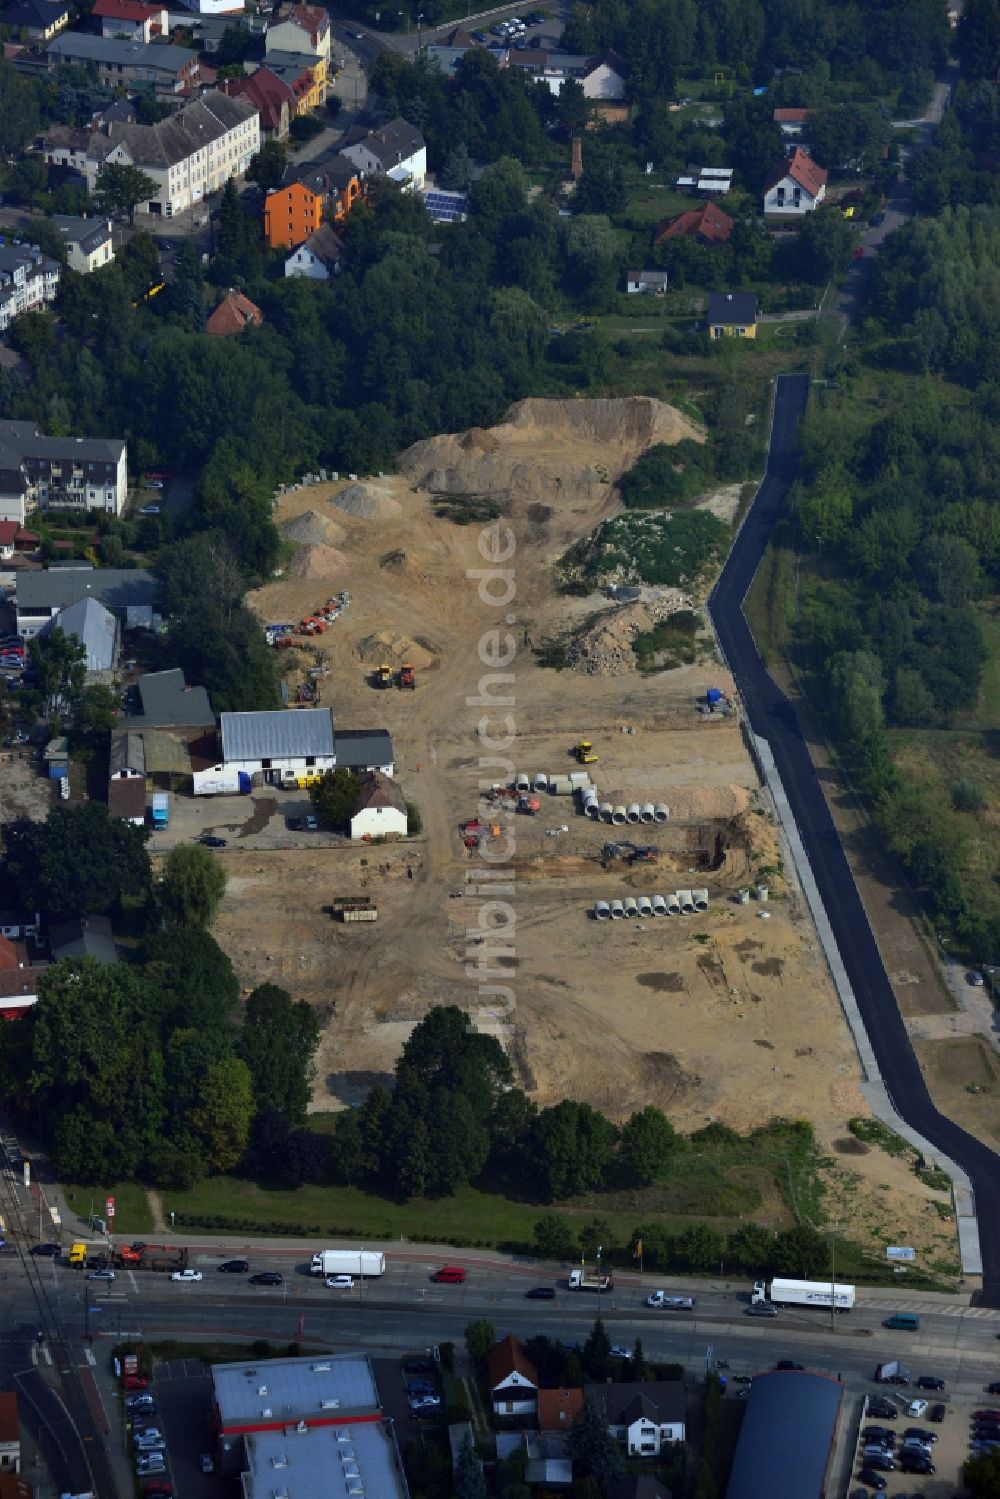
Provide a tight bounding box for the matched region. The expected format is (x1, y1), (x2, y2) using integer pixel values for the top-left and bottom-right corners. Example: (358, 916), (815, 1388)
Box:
(651, 894), (668, 916)
(738, 888), (750, 904)
(611, 805), (627, 825)
(593, 901), (611, 921)
(569, 771), (591, 787)
(637, 895), (654, 918)
(756, 884), (769, 903)
(626, 803), (642, 824)
(692, 888), (709, 912)
(678, 889), (695, 914)
(623, 897), (639, 919)
(666, 892), (681, 916)
(584, 795), (601, 821)
(515, 773), (530, 793)
(533, 772), (548, 793)
(609, 899), (625, 920)
(600, 802), (614, 822)
(654, 803), (669, 823)
(640, 803), (656, 824)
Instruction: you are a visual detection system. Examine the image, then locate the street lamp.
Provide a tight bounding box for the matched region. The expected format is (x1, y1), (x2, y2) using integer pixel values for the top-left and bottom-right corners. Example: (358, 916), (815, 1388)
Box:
(828, 1225), (842, 1335)
(417, 10), (424, 50)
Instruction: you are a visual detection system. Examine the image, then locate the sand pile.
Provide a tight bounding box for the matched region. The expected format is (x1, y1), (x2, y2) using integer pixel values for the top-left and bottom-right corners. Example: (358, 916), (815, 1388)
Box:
(282, 509), (345, 546)
(332, 483), (402, 520)
(400, 396), (703, 507)
(290, 543), (348, 579)
(356, 631), (434, 669)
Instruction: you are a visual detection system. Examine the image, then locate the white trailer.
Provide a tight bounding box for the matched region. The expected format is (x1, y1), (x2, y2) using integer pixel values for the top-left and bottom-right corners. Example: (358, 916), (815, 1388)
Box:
(311, 1249), (386, 1278)
(752, 1277), (855, 1311)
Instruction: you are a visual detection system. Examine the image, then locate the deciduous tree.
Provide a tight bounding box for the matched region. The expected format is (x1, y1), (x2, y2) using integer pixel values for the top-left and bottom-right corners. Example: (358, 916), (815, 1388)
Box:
(159, 843), (228, 929)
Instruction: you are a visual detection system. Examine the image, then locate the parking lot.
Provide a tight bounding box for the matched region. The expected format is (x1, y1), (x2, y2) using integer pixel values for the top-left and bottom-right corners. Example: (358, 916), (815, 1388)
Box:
(852, 1383), (987, 1496)
(145, 782), (346, 853)
(149, 1360), (218, 1499)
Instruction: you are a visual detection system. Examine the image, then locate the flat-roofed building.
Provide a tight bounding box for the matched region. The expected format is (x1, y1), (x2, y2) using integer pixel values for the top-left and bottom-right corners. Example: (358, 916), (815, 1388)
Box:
(242, 1423), (408, 1499)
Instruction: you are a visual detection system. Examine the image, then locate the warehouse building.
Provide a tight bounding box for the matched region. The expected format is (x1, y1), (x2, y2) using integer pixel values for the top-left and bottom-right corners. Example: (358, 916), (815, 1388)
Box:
(242, 1424), (408, 1499)
(192, 710), (394, 795)
(725, 1369), (842, 1499)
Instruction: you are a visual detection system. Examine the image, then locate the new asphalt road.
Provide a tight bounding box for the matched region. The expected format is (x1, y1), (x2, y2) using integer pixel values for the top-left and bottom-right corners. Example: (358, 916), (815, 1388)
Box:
(708, 373), (1000, 1299)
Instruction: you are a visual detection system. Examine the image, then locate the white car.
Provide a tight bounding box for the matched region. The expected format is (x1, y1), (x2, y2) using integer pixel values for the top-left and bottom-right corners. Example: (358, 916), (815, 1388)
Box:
(135, 1455), (166, 1473)
(170, 1268), (203, 1283)
(135, 1430), (165, 1450)
(907, 1399), (929, 1418)
(326, 1275), (354, 1290)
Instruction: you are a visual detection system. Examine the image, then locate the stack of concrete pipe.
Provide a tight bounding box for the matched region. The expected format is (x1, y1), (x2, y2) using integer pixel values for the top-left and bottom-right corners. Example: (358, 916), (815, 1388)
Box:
(575, 787), (670, 824)
(592, 888), (709, 919)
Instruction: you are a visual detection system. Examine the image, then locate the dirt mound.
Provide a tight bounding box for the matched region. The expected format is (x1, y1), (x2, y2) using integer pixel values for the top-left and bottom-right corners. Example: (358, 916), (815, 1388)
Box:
(290, 543), (348, 579)
(567, 591), (693, 676)
(282, 509), (345, 546)
(356, 631), (434, 670)
(332, 483), (402, 520)
(399, 396), (702, 508)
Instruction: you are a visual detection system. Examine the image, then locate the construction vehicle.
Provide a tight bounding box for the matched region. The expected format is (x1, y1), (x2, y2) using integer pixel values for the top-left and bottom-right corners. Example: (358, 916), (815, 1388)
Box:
(376, 663), (392, 689)
(601, 841), (658, 868)
(568, 1265), (614, 1292)
(274, 636), (297, 650)
(574, 740), (598, 765)
(298, 617), (328, 636)
(517, 795), (541, 815)
(68, 1242), (88, 1267)
(399, 663), (415, 690)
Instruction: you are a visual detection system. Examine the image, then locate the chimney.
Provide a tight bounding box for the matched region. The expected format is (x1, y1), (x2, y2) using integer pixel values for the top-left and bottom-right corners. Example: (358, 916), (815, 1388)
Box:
(571, 135), (582, 180)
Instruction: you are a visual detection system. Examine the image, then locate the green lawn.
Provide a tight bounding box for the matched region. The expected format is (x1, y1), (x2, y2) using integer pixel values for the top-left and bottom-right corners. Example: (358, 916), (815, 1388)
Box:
(63, 1182), (154, 1236)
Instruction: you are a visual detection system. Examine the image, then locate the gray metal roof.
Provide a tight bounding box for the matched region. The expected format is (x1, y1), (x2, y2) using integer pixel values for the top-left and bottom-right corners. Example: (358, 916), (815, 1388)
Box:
(708, 290), (758, 326)
(213, 1353), (377, 1427)
(46, 32), (198, 71)
(17, 567), (157, 614)
(109, 730), (145, 777)
(131, 668), (214, 728)
(91, 91), (257, 170)
(724, 1370), (842, 1499)
(51, 596), (117, 672)
(244, 1423), (406, 1499)
(335, 729), (393, 770)
(220, 707), (334, 763)
(48, 915), (117, 964)
(52, 215), (113, 255)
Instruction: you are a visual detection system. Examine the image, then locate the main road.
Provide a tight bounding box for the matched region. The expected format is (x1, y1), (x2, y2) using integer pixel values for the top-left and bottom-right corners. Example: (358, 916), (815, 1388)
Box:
(708, 374), (1000, 1299)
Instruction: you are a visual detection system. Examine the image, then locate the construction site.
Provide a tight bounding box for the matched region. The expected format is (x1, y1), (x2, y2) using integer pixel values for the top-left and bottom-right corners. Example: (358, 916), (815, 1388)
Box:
(218, 395), (953, 1250)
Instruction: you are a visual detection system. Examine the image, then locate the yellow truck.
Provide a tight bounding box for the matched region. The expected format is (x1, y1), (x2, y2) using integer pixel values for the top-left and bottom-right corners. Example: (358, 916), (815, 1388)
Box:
(68, 1241), (88, 1267)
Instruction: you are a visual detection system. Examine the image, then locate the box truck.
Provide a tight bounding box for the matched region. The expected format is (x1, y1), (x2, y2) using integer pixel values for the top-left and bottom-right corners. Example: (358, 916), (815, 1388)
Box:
(151, 792), (169, 829)
(752, 1277), (855, 1311)
(310, 1249), (386, 1278)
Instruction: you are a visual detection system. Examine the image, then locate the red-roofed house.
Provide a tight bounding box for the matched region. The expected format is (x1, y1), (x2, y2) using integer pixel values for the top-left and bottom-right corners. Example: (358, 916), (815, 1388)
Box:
(0, 523), (38, 559)
(92, 0), (167, 42)
(487, 1337), (539, 1418)
(773, 106), (810, 139)
(0, 938), (45, 1019)
(655, 201), (734, 246)
(223, 66), (297, 138)
(205, 290), (263, 338)
(537, 1388), (583, 1433)
(762, 147), (827, 216)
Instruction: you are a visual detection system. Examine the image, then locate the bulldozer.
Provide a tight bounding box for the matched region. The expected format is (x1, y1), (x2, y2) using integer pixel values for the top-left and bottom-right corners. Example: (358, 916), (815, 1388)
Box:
(574, 740), (598, 765)
(399, 663), (415, 689)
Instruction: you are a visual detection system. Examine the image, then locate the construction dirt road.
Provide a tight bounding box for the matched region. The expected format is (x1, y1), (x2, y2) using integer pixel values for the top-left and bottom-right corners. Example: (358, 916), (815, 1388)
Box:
(219, 397), (953, 1256)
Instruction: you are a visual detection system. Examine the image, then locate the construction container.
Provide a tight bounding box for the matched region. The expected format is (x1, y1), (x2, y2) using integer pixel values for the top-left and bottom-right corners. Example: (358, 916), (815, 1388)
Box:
(692, 889), (709, 912)
(515, 773), (530, 793)
(637, 895), (653, 918)
(329, 898), (378, 923)
(583, 791), (601, 819)
(611, 805), (627, 825)
(549, 775), (574, 795)
(609, 899), (625, 920)
(593, 901), (611, 921)
(738, 888), (750, 904)
(533, 772), (548, 793)
(666, 892), (681, 916)
(569, 771), (592, 788)
(706, 687), (723, 704)
(640, 803), (656, 824)
(600, 802), (614, 822)
(756, 884), (769, 903)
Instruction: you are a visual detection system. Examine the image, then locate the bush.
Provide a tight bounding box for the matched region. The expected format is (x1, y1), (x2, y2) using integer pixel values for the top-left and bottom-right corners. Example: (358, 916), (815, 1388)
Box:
(406, 800), (423, 835)
(951, 778), (986, 813)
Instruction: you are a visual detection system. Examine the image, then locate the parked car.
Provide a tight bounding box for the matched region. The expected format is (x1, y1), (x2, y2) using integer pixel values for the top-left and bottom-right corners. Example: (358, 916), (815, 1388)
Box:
(218, 1259), (249, 1273)
(305, 814), (318, 831)
(142, 1482), (172, 1496)
(200, 835), (227, 847)
(903, 1428), (937, 1444)
(775, 1361), (805, 1371)
(403, 1359), (434, 1375)
(860, 1453), (894, 1472)
(138, 505), (161, 516)
(170, 1268), (202, 1283)
(907, 1400), (928, 1419)
(31, 1244), (60, 1257)
(857, 1470), (887, 1490)
(145, 480), (164, 490)
(89, 1269), (115, 1281)
(250, 1271), (282, 1286)
(868, 1401), (898, 1420)
(407, 1380), (436, 1396)
(286, 818), (304, 832)
(135, 1456), (166, 1476)
(123, 1376), (148, 1391)
(326, 1275), (354, 1289)
(862, 1428), (896, 1445)
(871, 211), (886, 226)
(134, 1429), (166, 1450)
(986, 1383), (1000, 1395)
(527, 1286), (555, 1299)
(431, 1266), (466, 1284)
(126, 1395), (157, 1412)
(916, 1376), (944, 1390)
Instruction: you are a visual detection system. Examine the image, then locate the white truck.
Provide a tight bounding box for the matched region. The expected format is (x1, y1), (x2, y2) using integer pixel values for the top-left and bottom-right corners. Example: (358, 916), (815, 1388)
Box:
(752, 1277), (855, 1312)
(568, 1267), (613, 1292)
(311, 1249), (386, 1278)
(646, 1291), (695, 1310)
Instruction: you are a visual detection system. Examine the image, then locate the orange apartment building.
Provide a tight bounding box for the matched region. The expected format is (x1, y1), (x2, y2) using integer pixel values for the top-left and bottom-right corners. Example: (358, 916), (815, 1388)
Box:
(263, 163), (365, 250)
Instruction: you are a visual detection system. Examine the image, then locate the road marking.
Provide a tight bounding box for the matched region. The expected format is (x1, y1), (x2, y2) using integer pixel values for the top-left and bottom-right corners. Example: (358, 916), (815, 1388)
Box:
(41, 1347), (51, 1366)
(128, 1270), (138, 1294)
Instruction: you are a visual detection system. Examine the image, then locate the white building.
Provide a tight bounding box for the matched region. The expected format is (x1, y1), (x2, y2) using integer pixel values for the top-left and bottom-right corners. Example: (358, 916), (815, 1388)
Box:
(284, 223), (344, 281)
(265, 2), (330, 62)
(52, 215), (114, 274)
(340, 118), (426, 192)
(193, 713), (394, 795)
(487, 1338), (539, 1419)
(0, 245), (60, 333)
(349, 772), (407, 842)
(87, 91), (260, 219)
(762, 146), (827, 216)
(14, 566), (157, 639)
(46, 596), (119, 681)
(0, 420), (127, 522)
(585, 1383), (686, 1458)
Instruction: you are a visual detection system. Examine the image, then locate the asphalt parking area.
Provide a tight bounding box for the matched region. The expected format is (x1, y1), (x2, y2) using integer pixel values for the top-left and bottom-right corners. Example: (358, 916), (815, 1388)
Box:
(152, 1365), (218, 1499)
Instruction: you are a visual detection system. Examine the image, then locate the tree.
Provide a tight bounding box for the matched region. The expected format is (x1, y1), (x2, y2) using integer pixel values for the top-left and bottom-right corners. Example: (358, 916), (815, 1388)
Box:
(464, 1317), (495, 1364)
(726, 1222), (777, 1275)
(238, 983), (320, 1125)
(310, 768), (359, 829)
(93, 162), (158, 224)
(796, 206), (855, 283)
(526, 1100), (618, 1199)
(582, 1316), (611, 1380)
(570, 1396), (624, 1489)
(454, 1435), (487, 1499)
(28, 626), (85, 719)
(774, 1223), (828, 1278)
(672, 1223), (725, 1273)
(966, 1447), (1000, 1497)
(619, 1105), (677, 1185)
(189, 1056), (254, 1172)
(159, 843), (227, 928)
(246, 138), (287, 191)
(6, 802), (151, 918)
(440, 141), (474, 192)
(533, 1214), (575, 1260)
(958, 0), (1000, 81)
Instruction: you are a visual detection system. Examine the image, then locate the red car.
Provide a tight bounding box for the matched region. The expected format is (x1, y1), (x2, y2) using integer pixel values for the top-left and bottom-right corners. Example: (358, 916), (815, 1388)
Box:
(143, 1484), (172, 1496)
(123, 1375), (148, 1390)
(432, 1266), (466, 1284)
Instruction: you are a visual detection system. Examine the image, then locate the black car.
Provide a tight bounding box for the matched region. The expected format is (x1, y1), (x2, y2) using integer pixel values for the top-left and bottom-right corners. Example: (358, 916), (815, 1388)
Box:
(987, 1383), (1000, 1395)
(775, 1360), (805, 1371)
(899, 1455), (935, 1475)
(903, 1428), (937, 1444)
(916, 1376), (944, 1390)
(219, 1259), (249, 1273)
(929, 1403), (946, 1421)
(526, 1286), (556, 1299)
(30, 1243), (61, 1257)
(200, 835), (227, 847)
(286, 817), (305, 831)
(403, 1359), (434, 1376)
(868, 1401), (898, 1419)
(858, 1469), (888, 1490)
(862, 1427), (896, 1445)
(249, 1271), (282, 1286)
(861, 1454), (894, 1472)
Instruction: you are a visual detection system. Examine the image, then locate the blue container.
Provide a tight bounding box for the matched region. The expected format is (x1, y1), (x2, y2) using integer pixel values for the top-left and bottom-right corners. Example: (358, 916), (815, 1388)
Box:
(238, 771), (252, 795)
(49, 762), (68, 780)
(706, 687), (723, 705)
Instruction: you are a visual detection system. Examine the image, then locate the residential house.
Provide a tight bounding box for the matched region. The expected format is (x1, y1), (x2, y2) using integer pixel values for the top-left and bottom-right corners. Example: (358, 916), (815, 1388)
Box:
(265, 2), (329, 63)
(654, 201), (733, 246)
(0, 245), (59, 334)
(40, 124), (90, 173)
(509, 49), (625, 98)
(0, 522), (36, 560)
(51, 215), (114, 274)
(284, 223), (344, 280)
(44, 33), (201, 96)
(625, 269), (668, 295)
(426, 30), (498, 76)
(194, 12), (267, 52)
(108, 776), (146, 824)
(580, 53), (626, 98)
(222, 65), (297, 138)
(773, 106), (810, 140)
(124, 667), (214, 730)
(170, 0), (245, 19)
(48, 915), (117, 964)
(335, 729), (394, 777)
(206, 288), (262, 336)
(286, 157), (366, 221)
(0, 0), (68, 39)
(85, 91), (260, 218)
(241, 1425), (407, 1499)
(762, 145), (827, 215)
(486, 1337), (539, 1419)
(537, 1388), (583, 1434)
(707, 289), (757, 339)
(585, 1382), (686, 1457)
(0, 421), (127, 523)
(200, 706), (336, 793)
(263, 49), (327, 109)
(495, 1432), (572, 1488)
(0, 940), (44, 1016)
(349, 771), (407, 842)
(108, 731), (146, 825)
(46, 595), (118, 681)
(264, 179), (322, 248)
(340, 117), (426, 191)
(0, 1393), (18, 1472)
(14, 565), (157, 638)
(92, 0), (167, 41)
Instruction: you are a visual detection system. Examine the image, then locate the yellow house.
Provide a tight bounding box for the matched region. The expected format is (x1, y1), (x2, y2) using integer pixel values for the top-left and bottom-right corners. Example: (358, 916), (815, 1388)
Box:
(265, 50), (328, 110)
(707, 290), (758, 339)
